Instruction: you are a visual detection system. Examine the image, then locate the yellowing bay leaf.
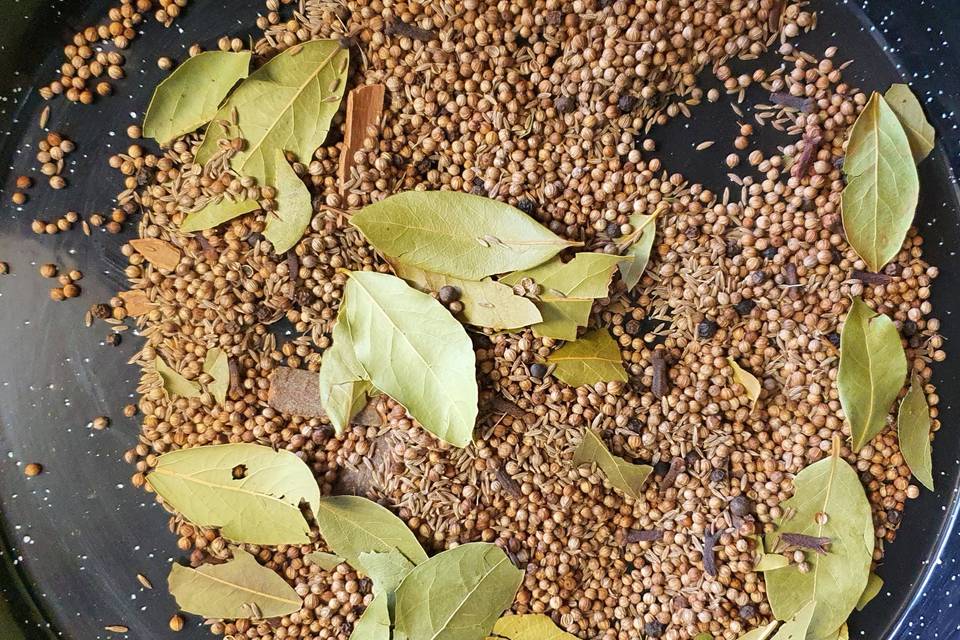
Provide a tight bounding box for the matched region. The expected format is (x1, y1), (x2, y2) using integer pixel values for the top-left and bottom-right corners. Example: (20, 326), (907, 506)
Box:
(168, 549), (301, 619)
(547, 328), (627, 387)
(143, 50), (251, 145)
(734, 621), (779, 640)
(264, 151), (313, 254)
(504, 253), (625, 299)
(130, 238), (182, 271)
(838, 297), (907, 452)
(146, 443), (320, 545)
(318, 320), (373, 434)
(573, 430), (652, 500)
(764, 448), (874, 639)
(884, 84), (935, 163)
(768, 601), (816, 640)
(898, 373), (934, 491)
(856, 572), (883, 611)
(155, 356), (201, 398)
(489, 614), (578, 640)
(195, 40), (348, 187)
(394, 543), (523, 640)
(728, 357), (761, 413)
(304, 552), (344, 571)
(841, 92), (919, 272)
(203, 347), (230, 404)
(337, 271), (478, 447)
(393, 262), (541, 330)
(617, 210), (659, 290)
(180, 197), (259, 232)
(352, 191), (578, 280)
(530, 296), (593, 341)
(313, 495), (428, 568)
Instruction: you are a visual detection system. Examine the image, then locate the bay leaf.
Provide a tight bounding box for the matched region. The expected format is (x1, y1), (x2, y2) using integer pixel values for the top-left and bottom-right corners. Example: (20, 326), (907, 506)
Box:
(335, 271), (478, 447)
(156, 356), (201, 398)
(884, 84), (935, 163)
(755, 552), (790, 572)
(547, 328), (627, 387)
(313, 495), (428, 568)
(264, 151), (313, 254)
(168, 548), (301, 618)
(838, 297), (906, 452)
(357, 549), (415, 594)
(203, 347), (230, 404)
(764, 448), (874, 639)
(304, 551), (344, 571)
(617, 207), (662, 290)
(836, 624), (850, 640)
(352, 191), (578, 280)
(318, 320), (374, 434)
(528, 296), (593, 341)
(351, 593), (391, 640)
(694, 635), (714, 640)
(573, 430), (652, 500)
(195, 40), (349, 187)
(488, 614), (578, 640)
(856, 572), (883, 611)
(180, 197), (259, 233)
(393, 262), (542, 330)
(728, 357), (761, 413)
(841, 92), (919, 272)
(143, 50), (251, 145)
(130, 238), (182, 271)
(734, 621), (779, 640)
(146, 443), (320, 545)
(768, 601), (816, 640)
(394, 542), (523, 640)
(503, 253), (625, 299)
(897, 373), (934, 490)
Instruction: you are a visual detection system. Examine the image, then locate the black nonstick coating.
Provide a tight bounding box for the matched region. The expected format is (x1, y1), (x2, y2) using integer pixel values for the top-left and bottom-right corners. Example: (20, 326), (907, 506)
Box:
(1, 1), (959, 639)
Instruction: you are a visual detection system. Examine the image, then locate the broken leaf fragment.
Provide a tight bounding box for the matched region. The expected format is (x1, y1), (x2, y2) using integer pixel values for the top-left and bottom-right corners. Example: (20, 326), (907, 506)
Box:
(547, 328), (627, 387)
(263, 151), (313, 254)
(180, 197), (259, 232)
(202, 347), (230, 404)
(728, 357), (761, 412)
(156, 356), (201, 398)
(573, 430), (652, 500)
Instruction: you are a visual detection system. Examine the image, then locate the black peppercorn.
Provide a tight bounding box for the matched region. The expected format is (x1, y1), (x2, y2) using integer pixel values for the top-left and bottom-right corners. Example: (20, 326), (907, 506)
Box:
(517, 198), (537, 216)
(725, 240), (742, 258)
(438, 285), (461, 304)
(886, 509), (902, 525)
(710, 468), (727, 483)
(739, 604), (758, 620)
(91, 303), (111, 319)
(730, 495), (753, 517)
(555, 95), (575, 113)
(106, 333), (122, 347)
(617, 94), (638, 113)
(644, 621), (665, 638)
(529, 363), (547, 378)
(653, 460), (671, 477)
(605, 221), (621, 238)
(826, 332), (841, 348)
(902, 320), (918, 337)
(762, 246), (778, 260)
(734, 299), (756, 315)
(697, 319), (718, 339)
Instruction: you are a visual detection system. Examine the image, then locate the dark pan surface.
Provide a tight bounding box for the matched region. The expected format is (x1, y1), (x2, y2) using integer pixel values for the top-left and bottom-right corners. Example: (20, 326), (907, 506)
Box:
(0, 1), (958, 639)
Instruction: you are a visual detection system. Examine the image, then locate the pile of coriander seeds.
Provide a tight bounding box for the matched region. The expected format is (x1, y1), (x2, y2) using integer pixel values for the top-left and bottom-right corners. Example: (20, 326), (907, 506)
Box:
(96, 0), (944, 639)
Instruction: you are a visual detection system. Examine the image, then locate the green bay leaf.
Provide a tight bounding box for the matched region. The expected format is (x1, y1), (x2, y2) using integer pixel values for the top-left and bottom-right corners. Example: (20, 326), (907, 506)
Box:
(617, 209), (660, 290)
(337, 271), (478, 447)
(203, 347), (230, 404)
(357, 550), (415, 594)
(856, 572), (883, 611)
(318, 320), (373, 435)
(764, 450), (874, 639)
(352, 191), (577, 279)
(755, 553), (790, 572)
(146, 443), (320, 545)
(304, 551), (345, 571)
(529, 296), (593, 341)
(547, 328), (627, 387)
(734, 621), (779, 640)
(898, 373), (933, 490)
(393, 262), (541, 330)
(394, 542), (523, 640)
(768, 601), (816, 640)
(180, 197), (260, 232)
(351, 592), (391, 640)
(488, 614), (578, 640)
(168, 549), (302, 618)
(884, 84), (935, 163)
(728, 357), (761, 413)
(195, 40), (348, 187)
(143, 51), (251, 145)
(838, 297), (907, 451)
(264, 151), (313, 254)
(573, 430), (652, 500)
(503, 253), (625, 299)
(313, 495), (428, 568)
(156, 356), (201, 398)
(841, 92), (919, 272)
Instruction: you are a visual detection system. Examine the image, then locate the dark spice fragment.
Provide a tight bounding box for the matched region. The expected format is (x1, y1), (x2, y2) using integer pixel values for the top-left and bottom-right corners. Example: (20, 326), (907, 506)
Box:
(106, 333), (122, 346)
(228, 358), (242, 398)
(781, 532), (832, 555)
(886, 509), (902, 525)
(739, 604), (758, 620)
(902, 320), (918, 337)
(617, 94), (638, 113)
(851, 269), (892, 286)
(770, 91), (814, 113)
(554, 95), (576, 114)
(486, 396), (526, 419)
(605, 221), (622, 238)
(696, 319), (719, 339)
(762, 246), (778, 260)
(516, 198), (537, 216)
(784, 262), (800, 300)
(702, 530), (720, 577)
(725, 239), (742, 258)
(769, 0), (787, 31)
(385, 20), (436, 42)
(734, 298), (756, 315)
(826, 332), (841, 348)
(658, 457), (685, 493)
(791, 127), (823, 178)
(295, 288), (316, 307)
(644, 621), (665, 638)
(494, 466), (521, 498)
(91, 303), (111, 319)
(651, 349), (670, 398)
(625, 528), (663, 543)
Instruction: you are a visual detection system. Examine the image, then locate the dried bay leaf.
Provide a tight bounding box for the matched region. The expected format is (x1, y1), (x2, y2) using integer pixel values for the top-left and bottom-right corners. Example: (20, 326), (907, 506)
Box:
(617, 206), (663, 290)
(180, 197), (259, 233)
(168, 548), (301, 618)
(734, 621), (779, 640)
(527, 296), (593, 341)
(764, 447), (873, 639)
(203, 348), (230, 404)
(146, 443), (320, 545)
(143, 50), (251, 145)
(884, 84), (935, 163)
(130, 238), (182, 271)
(547, 328), (627, 387)
(156, 356), (201, 398)
(304, 552), (344, 571)
(728, 357), (761, 413)
(334, 271), (478, 447)
(504, 253), (625, 299)
(351, 593), (391, 640)
(264, 151), (313, 254)
(195, 40), (348, 187)
(754, 552), (790, 572)
(838, 297), (906, 451)
(357, 550), (415, 594)
(352, 191), (578, 280)
(313, 495), (428, 568)
(841, 92), (919, 272)
(573, 430), (652, 500)
(393, 262), (541, 330)
(856, 572), (883, 611)
(898, 373), (934, 490)
(767, 601), (816, 640)
(339, 84), (386, 190)
(488, 614), (578, 640)
(394, 542), (523, 640)
(318, 320), (374, 434)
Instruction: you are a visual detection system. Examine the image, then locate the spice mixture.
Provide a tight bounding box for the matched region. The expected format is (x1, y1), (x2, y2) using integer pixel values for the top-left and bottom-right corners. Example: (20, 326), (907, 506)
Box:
(18, 0), (946, 639)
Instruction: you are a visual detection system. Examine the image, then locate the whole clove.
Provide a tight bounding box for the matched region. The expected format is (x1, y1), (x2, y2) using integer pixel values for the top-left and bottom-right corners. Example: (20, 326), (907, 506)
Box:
(850, 269), (893, 286)
(651, 349), (670, 398)
(781, 533), (832, 555)
(625, 528), (664, 543)
(385, 20), (436, 42)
